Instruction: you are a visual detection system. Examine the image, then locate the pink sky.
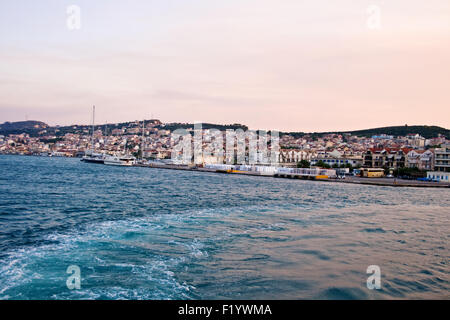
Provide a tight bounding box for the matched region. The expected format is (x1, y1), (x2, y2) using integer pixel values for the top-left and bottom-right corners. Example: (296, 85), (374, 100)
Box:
(0, 1), (449, 131)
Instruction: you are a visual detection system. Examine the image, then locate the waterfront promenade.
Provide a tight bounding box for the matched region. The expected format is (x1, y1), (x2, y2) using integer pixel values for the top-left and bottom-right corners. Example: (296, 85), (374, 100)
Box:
(135, 163), (450, 188)
(330, 176), (450, 188)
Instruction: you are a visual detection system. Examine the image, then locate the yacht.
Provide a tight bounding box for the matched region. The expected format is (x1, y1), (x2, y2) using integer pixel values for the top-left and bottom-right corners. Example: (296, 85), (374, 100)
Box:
(81, 105), (106, 164)
(104, 154), (136, 166)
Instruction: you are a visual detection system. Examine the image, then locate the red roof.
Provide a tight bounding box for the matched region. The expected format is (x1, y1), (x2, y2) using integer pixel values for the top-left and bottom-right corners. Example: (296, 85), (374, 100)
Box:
(368, 147), (412, 154)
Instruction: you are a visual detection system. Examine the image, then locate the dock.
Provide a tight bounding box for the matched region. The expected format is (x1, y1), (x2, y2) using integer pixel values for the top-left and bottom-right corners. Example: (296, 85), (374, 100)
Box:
(133, 163), (450, 188)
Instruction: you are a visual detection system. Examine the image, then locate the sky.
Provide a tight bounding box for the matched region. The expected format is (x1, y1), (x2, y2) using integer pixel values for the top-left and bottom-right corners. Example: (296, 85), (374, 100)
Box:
(0, 0), (449, 132)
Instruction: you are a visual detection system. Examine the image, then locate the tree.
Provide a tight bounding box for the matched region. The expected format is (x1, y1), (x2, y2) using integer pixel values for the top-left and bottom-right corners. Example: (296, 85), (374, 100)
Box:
(315, 160), (331, 169)
(393, 166), (425, 178)
(297, 160), (310, 168)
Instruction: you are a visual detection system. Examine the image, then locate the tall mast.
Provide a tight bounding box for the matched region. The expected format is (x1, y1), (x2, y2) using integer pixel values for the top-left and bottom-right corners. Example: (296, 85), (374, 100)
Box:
(141, 120), (145, 160)
(91, 105), (95, 153)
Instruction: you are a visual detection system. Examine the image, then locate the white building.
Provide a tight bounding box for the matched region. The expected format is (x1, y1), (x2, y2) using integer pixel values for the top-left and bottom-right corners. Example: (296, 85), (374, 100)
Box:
(427, 171), (450, 182)
(406, 134), (426, 148)
(406, 149), (434, 171)
(310, 150), (363, 167)
(434, 144), (450, 173)
(279, 149), (317, 164)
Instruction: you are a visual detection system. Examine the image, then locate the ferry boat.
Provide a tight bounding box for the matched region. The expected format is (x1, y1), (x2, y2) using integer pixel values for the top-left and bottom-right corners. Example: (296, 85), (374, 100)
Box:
(103, 154), (136, 166)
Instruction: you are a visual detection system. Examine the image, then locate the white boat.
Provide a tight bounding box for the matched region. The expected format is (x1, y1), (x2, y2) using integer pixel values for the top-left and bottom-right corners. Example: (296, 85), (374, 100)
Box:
(104, 154), (136, 166)
(81, 105), (106, 164)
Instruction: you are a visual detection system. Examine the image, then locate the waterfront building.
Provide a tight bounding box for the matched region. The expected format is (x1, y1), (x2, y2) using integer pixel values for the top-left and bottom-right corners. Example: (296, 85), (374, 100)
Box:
(310, 150), (363, 167)
(427, 171), (450, 182)
(204, 164), (337, 178)
(363, 148), (411, 169)
(279, 149), (317, 165)
(406, 149), (434, 171)
(433, 144), (450, 172)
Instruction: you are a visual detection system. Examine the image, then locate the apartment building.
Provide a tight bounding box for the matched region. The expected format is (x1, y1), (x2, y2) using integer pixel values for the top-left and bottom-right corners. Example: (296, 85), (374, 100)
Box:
(406, 134), (426, 148)
(363, 148), (411, 169)
(279, 149), (317, 164)
(406, 149), (434, 171)
(434, 144), (450, 172)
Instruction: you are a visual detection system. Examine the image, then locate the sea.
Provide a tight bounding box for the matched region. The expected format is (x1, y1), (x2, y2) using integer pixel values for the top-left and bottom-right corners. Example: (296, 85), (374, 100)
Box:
(0, 155), (448, 299)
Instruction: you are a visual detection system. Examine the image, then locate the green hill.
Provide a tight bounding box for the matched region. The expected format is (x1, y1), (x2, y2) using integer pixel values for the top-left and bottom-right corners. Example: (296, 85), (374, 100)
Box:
(340, 125), (449, 139)
(1, 120), (448, 140)
(286, 125), (449, 139)
(0, 121), (49, 135)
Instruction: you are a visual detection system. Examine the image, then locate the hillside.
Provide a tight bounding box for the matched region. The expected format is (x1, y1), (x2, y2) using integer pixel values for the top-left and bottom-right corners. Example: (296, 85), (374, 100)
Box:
(0, 120), (448, 140)
(0, 121), (49, 135)
(340, 125), (449, 139)
(286, 125), (449, 139)
(0, 120), (249, 137)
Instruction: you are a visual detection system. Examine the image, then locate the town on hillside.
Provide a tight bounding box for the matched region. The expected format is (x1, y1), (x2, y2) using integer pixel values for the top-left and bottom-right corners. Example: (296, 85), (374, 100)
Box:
(0, 120), (449, 182)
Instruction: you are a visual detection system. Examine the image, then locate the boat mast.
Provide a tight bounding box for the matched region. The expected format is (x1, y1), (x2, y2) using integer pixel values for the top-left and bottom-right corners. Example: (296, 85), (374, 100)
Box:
(91, 105), (95, 154)
(141, 120), (145, 160)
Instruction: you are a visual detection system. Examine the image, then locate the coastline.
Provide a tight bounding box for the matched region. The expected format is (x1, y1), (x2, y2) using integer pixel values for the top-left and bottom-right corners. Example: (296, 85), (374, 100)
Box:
(1, 154), (449, 188)
(135, 163), (450, 189)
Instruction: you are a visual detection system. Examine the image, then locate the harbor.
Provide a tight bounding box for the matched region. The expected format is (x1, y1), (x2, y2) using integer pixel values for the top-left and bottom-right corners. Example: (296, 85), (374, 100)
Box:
(132, 162), (450, 188)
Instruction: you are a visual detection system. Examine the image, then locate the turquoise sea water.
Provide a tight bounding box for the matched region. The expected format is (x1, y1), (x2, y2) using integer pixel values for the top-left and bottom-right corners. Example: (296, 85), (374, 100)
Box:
(0, 155), (448, 299)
